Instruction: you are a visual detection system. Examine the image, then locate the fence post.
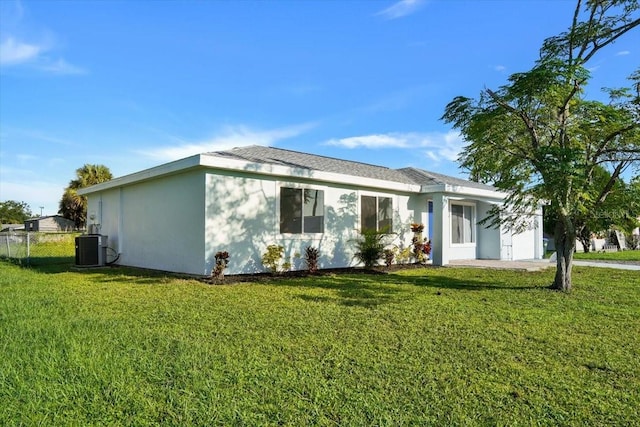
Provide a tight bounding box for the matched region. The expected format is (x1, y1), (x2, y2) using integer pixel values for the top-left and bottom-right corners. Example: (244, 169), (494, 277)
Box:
(5, 233), (10, 258)
(26, 232), (31, 265)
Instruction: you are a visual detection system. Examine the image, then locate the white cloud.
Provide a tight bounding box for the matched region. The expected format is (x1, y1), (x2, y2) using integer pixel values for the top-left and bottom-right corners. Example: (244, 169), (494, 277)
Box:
(0, 37), (41, 65)
(326, 133), (412, 149)
(140, 122), (317, 161)
(494, 65), (506, 72)
(40, 58), (86, 75)
(616, 50), (630, 56)
(0, 36), (85, 74)
(0, 1), (85, 74)
(376, 0), (426, 20)
(325, 130), (465, 163)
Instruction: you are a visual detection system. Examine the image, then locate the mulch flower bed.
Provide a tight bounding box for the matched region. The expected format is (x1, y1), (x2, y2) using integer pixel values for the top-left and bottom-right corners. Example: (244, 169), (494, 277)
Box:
(204, 263), (434, 285)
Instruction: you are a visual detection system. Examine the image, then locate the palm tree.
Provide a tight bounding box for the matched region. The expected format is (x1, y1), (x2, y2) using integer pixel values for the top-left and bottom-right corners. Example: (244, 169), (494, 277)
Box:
(59, 164), (112, 229)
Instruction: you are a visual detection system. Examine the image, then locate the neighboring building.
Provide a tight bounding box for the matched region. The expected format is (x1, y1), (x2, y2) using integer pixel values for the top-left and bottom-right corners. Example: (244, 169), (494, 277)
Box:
(24, 215), (76, 232)
(78, 146), (544, 276)
(0, 224), (25, 232)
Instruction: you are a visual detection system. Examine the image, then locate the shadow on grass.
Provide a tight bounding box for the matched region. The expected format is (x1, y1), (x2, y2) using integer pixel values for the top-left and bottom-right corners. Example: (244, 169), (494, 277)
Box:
(3, 256), (76, 273)
(270, 267), (550, 308)
(12, 257), (193, 286)
(381, 268), (548, 291)
(285, 274), (408, 308)
(17, 259), (551, 307)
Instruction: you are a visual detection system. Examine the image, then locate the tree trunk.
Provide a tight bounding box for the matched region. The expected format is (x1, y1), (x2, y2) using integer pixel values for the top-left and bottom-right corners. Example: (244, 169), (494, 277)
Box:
(552, 219), (576, 292)
(577, 227), (591, 253)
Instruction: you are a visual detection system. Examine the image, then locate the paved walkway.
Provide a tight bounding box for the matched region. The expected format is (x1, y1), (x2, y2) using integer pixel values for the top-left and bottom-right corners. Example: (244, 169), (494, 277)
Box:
(447, 259), (640, 271)
(447, 259), (553, 271)
(572, 260), (640, 271)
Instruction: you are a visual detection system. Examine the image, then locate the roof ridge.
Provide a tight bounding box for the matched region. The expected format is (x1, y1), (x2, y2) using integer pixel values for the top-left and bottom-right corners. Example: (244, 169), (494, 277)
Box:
(225, 145), (395, 171)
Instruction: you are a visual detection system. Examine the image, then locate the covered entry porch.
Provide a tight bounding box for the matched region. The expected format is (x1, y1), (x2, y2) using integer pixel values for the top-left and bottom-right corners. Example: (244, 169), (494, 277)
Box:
(416, 192), (543, 266)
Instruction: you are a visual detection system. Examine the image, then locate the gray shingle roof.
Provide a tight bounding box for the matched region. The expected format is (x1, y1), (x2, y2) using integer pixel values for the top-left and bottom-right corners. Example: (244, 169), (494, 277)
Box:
(208, 145), (417, 184)
(397, 167), (497, 191)
(207, 145), (496, 191)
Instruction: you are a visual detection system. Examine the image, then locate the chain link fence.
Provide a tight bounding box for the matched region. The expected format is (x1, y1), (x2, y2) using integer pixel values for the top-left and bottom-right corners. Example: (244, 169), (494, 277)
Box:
(0, 231), (78, 266)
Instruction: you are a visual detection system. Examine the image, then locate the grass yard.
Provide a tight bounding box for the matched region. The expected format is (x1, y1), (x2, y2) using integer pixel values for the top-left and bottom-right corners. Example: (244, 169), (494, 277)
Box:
(1, 261), (639, 426)
(573, 249), (640, 262)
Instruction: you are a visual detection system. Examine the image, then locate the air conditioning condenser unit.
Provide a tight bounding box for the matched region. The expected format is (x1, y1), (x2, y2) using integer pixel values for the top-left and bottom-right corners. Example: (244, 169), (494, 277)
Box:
(75, 235), (108, 267)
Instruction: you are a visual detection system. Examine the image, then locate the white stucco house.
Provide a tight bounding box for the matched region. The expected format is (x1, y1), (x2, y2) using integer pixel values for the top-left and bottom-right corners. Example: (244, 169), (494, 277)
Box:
(78, 145), (543, 275)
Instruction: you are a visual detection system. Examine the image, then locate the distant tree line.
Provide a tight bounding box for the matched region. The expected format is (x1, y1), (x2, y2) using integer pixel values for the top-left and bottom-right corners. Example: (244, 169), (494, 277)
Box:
(0, 200), (32, 224)
(1, 164), (113, 230)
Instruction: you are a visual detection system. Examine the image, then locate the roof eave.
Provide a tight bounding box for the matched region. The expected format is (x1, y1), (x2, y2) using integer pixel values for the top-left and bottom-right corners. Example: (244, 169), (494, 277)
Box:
(78, 153), (423, 195)
(200, 154), (421, 193)
(420, 183), (507, 199)
(78, 155), (202, 195)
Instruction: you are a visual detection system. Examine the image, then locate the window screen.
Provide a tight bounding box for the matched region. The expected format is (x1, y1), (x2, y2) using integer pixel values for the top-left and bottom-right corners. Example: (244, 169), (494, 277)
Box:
(280, 187), (324, 234)
(361, 195), (393, 233)
(451, 204), (474, 244)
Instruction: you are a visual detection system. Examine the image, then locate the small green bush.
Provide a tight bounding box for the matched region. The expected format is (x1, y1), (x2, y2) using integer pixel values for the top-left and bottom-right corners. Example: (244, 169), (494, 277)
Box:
(352, 229), (387, 269)
(212, 251), (230, 282)
(383, 248), (395, 267)
(394, 246), (413, 265)
(627, 234), (639, 250)
(261, 245), (285, 274)
(304, 246), (320, 273)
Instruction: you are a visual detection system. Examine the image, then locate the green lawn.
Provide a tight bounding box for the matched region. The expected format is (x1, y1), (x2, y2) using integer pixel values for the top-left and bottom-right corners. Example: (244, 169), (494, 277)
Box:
(573, 249), (640, 262)
(1, 261), (639, 426)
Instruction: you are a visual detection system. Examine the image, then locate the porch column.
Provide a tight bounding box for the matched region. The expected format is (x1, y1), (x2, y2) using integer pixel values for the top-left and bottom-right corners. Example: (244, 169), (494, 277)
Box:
(431, 193), (450, 266)
(534, 206), (544, 259)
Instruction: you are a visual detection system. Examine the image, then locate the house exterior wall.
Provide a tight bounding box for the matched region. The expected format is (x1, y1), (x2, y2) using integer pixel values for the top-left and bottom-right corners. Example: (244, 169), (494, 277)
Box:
(204, 170), (417, 275)
(510, 208), (543, 260)
(476, 201), (501, 259)
(83, 162), (544, 275)
(511, 228), (536, 260)
(87, 170), (206, 274)
(496, 209), (542, 261)
(89, 187), (121, 250)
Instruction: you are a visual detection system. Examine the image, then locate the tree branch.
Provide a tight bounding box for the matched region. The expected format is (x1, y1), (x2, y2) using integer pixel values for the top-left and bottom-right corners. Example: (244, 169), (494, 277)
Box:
(594, 161), (628, 206)
(569, 0), (584, 64)
(486, 88), (540, 149)
(582, 18), (640, 64)
(591, 123), (640, 163)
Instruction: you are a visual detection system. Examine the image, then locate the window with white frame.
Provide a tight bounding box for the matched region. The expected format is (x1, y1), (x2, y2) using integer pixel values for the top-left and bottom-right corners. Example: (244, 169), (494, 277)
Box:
(451, 203), (474, 244)
(280, 187), (324, 234)
(361, 195), (393, 233)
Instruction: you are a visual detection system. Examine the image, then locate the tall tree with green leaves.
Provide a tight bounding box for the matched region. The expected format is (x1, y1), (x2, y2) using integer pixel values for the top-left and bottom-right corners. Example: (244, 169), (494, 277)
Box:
(442, 0), (639, 291)
(571, 167), (640, 251)
(0, 200), (32, 224)
(59, 164), (113, 229)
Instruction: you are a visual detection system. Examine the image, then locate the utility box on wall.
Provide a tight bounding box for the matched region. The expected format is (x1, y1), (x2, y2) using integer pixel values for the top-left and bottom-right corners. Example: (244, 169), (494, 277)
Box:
(75, 235), (108, 267)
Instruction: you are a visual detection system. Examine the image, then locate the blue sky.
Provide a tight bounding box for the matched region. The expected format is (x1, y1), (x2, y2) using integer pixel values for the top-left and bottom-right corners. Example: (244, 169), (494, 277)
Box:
(1, 0), (637, 216)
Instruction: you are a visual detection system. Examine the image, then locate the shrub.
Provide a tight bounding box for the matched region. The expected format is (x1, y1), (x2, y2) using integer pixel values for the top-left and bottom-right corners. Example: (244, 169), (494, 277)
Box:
(383, 248), (395, 268)
(261, 245), (285, 274)
(352, 230), (387, 269)
(304, 246), (320, 273)
(410, 223), (424, 232)
(627, 234), (639, 250)
(212, 251), (230, 282)
(394, 246), (413, 265)
(411, 223), (431, 263)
